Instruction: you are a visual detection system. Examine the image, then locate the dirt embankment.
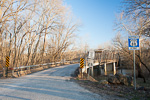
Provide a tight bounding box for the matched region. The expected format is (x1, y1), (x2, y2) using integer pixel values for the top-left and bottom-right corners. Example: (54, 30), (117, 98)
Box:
(72, 68), (150, 100)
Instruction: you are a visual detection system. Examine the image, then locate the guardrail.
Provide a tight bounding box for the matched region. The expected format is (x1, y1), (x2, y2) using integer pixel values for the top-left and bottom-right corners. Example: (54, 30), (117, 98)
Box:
(8, 60), (79, 78)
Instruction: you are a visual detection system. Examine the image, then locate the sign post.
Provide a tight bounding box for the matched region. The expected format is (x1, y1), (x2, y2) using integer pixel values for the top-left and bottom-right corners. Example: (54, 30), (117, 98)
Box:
(6, 56), (9, 78)
(80, 58), (84, 79)
(80, 58), (84, 69)
(128, 35), (139, 90)
(87, 50), (95, 76)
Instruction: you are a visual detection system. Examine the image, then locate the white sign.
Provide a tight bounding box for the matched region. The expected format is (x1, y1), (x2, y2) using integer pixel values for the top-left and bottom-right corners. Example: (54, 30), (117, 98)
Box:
(88, 50), (95, 59)
(128, 36), (140, 50)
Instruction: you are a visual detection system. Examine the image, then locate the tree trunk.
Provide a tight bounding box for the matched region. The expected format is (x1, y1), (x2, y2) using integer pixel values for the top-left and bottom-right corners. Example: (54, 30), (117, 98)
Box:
(31, 34), (41, 65)
(136, 63), (146, 83)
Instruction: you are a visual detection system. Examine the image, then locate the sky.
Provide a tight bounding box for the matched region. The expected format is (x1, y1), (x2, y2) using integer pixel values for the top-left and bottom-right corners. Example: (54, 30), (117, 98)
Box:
(65, 0), (123, 49)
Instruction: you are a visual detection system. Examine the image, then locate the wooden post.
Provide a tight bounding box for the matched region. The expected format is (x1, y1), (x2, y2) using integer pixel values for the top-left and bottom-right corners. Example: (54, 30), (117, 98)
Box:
(91, 66), (93, 76)
(28, 67), (30, 73)
(81, 68), (83, 79)
(113, 62), (116, 75)
(85, 58), (87, 73)
(12, 69), (14, 77)
(104, 63), (107, 75)
(6, 67), (8, 78)
(3, 68), (6, 77)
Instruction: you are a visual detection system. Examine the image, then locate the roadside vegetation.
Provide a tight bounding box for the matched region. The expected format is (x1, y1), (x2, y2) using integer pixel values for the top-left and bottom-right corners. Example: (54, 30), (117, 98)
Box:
(75, 78), (150, 100)
(75, 0), (150, 100)
(0, 0), (85, 77)
(99, 0), (150, 83)
(74, 68), (150, 100)
(112, 0), (150, 83)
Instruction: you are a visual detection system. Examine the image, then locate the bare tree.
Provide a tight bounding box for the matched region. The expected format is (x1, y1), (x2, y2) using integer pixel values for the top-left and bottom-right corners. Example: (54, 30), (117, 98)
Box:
(121, 0), (150, 36)
(112, 33), (150, 82)
(0, 0), (80, 78)
(114, 1), (150, 82)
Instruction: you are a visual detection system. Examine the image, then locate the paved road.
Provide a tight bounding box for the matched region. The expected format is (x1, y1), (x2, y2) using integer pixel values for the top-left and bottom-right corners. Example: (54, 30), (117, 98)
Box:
(0, 64), (103, 100)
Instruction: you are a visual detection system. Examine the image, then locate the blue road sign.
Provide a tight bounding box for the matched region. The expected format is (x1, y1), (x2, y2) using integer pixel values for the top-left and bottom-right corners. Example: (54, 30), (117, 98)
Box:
(128, 36), (140, 50)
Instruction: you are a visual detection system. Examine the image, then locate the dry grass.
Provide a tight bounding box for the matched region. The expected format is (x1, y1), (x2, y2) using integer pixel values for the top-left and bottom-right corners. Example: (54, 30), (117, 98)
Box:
(75, 74), (150, 100)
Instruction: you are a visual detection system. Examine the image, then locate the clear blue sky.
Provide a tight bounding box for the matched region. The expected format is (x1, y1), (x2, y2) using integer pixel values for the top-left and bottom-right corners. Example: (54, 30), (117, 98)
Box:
(65, 0), (122, 49)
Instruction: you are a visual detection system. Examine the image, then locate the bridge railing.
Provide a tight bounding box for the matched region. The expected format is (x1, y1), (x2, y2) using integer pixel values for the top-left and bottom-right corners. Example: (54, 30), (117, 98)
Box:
(9, 60), (79, 77)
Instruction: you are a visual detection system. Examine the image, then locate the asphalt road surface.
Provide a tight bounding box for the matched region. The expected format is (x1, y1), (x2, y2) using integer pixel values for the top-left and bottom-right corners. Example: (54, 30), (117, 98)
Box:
(0, 64), (103, 100)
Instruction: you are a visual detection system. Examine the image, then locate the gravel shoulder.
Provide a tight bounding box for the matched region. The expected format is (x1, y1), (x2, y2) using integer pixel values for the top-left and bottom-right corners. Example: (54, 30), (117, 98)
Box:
(73, 79), (128, 100)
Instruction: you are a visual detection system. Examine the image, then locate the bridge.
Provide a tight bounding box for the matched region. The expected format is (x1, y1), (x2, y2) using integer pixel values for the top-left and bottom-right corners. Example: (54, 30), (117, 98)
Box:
(81, 49), (119, 76)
